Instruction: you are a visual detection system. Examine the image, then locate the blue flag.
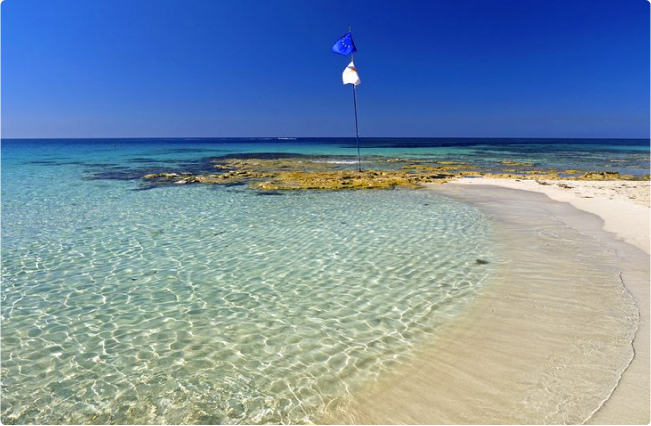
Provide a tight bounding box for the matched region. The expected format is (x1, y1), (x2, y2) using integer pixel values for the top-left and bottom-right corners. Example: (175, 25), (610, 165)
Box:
(332, 32), (357, 56)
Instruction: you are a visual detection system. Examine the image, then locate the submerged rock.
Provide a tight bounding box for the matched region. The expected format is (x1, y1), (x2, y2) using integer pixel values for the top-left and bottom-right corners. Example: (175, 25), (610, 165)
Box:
(499, 160), (533, 166)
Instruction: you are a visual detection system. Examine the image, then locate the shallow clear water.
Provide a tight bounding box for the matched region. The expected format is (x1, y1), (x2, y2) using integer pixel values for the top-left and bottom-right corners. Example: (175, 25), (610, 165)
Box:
(1, 139), (499, 424)
(1, 137), (647, 424)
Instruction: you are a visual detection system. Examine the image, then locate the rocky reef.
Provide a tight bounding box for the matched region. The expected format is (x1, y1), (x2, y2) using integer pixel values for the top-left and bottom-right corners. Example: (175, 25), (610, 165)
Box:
(144, 158), (458, 190)
(142, 156), (648, 191)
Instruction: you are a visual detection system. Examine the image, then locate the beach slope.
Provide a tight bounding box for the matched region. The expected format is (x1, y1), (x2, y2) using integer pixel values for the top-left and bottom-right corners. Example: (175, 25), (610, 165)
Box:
(328, 179), (649, 424)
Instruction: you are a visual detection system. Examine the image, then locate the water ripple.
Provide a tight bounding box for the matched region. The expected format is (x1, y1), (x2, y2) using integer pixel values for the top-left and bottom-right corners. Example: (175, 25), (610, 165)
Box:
(2, 188), (494, 424)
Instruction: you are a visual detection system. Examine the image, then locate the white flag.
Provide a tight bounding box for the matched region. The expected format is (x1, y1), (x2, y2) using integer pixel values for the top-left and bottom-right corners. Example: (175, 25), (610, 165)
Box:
(342, 61), (361, 86)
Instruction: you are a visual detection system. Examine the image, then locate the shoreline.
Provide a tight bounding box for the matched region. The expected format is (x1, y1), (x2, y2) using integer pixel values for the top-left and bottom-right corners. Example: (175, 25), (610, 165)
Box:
(450, 178), (650, 254)
(449, 178), (650, 424)
(326, 179), (649, 424)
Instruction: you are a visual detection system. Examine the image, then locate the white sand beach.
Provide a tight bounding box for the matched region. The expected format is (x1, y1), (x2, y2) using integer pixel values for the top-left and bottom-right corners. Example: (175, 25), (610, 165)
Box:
(453, 178), (650, 424)
(453, 178), (650, 254)
(329, 179), (650, 425)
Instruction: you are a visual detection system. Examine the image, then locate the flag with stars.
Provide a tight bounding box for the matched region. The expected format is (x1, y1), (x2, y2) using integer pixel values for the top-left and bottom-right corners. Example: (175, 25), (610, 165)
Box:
(332, 32), (357, 56)
(342, 61), (361, 85)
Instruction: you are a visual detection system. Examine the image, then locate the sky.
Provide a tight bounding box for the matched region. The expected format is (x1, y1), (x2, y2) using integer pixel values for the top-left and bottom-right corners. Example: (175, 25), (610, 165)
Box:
(1, 0), (649, 138)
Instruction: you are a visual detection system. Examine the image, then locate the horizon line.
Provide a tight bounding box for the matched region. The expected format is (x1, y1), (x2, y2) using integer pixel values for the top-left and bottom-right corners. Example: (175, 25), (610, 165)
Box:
(2, 136), (649, 141)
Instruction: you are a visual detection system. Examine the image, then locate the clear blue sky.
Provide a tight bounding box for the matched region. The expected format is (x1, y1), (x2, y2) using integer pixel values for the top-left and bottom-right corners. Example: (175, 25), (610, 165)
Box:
(2, 0), (649, 138)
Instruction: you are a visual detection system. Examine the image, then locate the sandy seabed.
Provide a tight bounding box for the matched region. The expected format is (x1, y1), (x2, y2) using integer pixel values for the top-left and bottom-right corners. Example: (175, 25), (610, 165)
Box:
(325, 179), (650, 425)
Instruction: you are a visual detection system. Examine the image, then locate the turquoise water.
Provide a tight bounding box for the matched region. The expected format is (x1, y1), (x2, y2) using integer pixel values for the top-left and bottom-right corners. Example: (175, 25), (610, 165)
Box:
(1, 138), (648, 424)
(1, 139), (502, 424)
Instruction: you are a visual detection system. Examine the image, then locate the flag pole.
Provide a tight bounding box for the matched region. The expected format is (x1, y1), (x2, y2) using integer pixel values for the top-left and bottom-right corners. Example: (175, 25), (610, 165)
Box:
(352, 79), (362, 172)
(350, 50), (362, 172)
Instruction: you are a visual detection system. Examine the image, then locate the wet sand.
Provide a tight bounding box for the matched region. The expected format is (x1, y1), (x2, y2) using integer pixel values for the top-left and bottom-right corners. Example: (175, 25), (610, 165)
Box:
(451, 178), (650, 425)
(326, 181), (649, 424)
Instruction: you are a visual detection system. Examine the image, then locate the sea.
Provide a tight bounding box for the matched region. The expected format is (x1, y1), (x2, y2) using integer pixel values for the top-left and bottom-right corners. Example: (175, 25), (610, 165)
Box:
(1, 137), (649, 424)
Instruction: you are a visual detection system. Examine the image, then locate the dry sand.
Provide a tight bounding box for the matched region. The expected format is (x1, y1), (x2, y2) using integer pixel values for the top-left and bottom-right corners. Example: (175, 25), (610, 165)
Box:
(327, 179), (649, 425)
(452, 178), (650, 254)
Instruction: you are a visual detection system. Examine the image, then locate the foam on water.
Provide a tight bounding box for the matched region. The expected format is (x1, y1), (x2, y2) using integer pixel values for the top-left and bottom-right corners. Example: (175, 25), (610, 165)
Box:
(1, 143), (495, 424)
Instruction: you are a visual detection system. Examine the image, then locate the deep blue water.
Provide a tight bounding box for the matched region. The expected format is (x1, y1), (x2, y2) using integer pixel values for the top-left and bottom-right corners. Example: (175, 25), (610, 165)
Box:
(3, 137), (649, 180)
